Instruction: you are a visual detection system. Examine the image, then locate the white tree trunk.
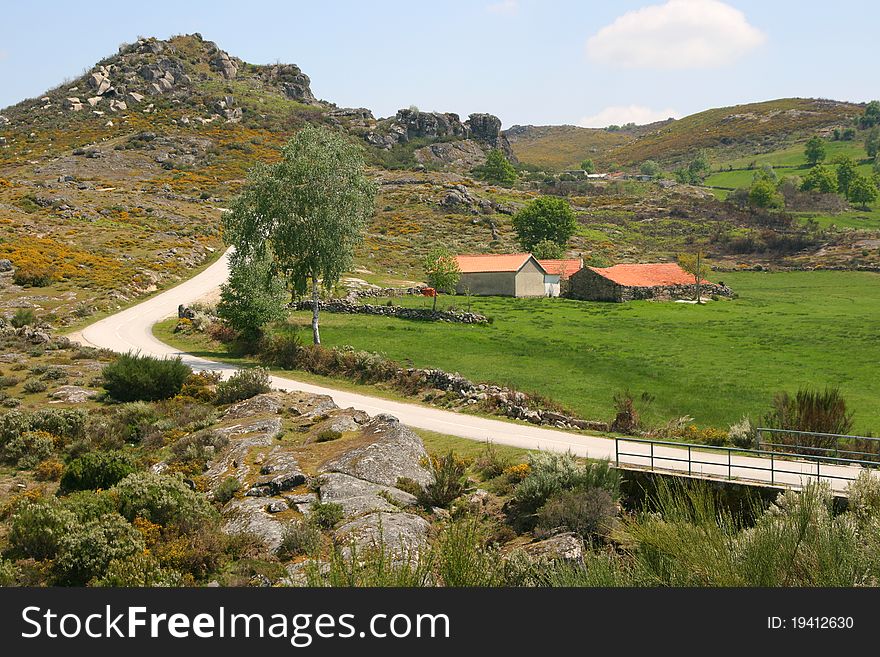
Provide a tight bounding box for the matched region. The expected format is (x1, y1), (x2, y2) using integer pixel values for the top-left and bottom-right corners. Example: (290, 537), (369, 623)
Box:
(311, 275), (321, 345)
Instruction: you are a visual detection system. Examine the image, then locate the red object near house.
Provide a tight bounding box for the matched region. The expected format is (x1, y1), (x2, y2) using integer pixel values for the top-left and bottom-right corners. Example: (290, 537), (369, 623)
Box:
(421, 287), (437, 297)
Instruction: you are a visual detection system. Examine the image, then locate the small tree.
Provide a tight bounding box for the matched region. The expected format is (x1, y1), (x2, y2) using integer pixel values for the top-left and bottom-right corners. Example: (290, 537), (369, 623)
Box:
(475, 149), (517, 186)
(640, 160), (661, 178)
(512, 196), (577, 252)
(804, 135), (826, 166)
(217, 250), (288, 341)
(531, 239), (565, 259)
(678, 251), (710, 303)
(848, 173), (878, 209)
(423, 247), (461, 311)
(748, 178), (784, 209)
(800, 165), (838, 193)
(223, 126), (376, 345)
(580, 158), (596, 174)
(833, 155), (858, 198)
(866, 128), (879, 159)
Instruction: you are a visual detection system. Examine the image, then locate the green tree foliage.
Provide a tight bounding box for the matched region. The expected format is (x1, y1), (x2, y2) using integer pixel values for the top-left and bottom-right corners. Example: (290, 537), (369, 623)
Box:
(513, 453), (619, 516)
(804, 135), (827, 166)
(223, 125), (377, 344)
(512, 196), (577, 252)
(748, 177), (784, 209)
(580, 158), (596, 174)
(59, 451), (137, 494)
(113, 472), (217, 530)
(531, 239), (565, 259)
(217, 250), (288, 341)
(423, 247), (461, 311)
(848, 173), (878, 209)
(834, 155), (858, 197)
(800, 165), (838, 193)
(764, 386), (854, 436)
(8, 499), (76, 560)
(866, 128), (880, 159)
(678, 250), (711, 303)
(857, 100), (880, 129)
(475, 149), (517, 186)
(214, 367), (272, 405)
(674, 150), (711, 184)
(53, 513), (145, 585)
(639, 160), (661, 177)
(101, 352), (191, 402)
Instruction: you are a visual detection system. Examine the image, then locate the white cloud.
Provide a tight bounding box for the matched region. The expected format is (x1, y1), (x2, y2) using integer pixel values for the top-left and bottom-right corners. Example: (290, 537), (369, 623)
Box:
(487, 0), (519, 16)
(578, 105), (680, 128)
(586, 0), (765, 69)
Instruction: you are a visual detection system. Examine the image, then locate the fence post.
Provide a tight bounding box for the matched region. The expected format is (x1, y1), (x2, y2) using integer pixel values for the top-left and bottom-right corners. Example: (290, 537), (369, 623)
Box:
(650, 442), (654, 470)
(688, 445), (692, 476)
(816, 458), (820, 483)
(728, 449), (732, 480)
(615, 438), (619, 467)
(770, 452), (774, 486)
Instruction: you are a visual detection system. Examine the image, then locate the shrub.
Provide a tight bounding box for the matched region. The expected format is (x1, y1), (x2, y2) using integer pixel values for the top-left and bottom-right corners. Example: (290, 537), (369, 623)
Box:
(93, 552), (187, 587)
(514, 453), (619, 516)
(437, 519), (505, 586)
(34, 458), (64, 481)
(610, 389), (652, 434)
(22, 379), (48, 394)
(309, 501), (344, 529)
(503, 463), (531, 484)
(60, 490), (118, 523)
(0, 375), (18, 388)
(315, 429), (341, 443)
(277, 520), (322, 559)
(473, 441), (510, 480)
(102, 352), (191, 402)
(10, 308), (36, 328)
(763, 386), (854, 454)
(417, 451), (470, 508)
(29, 408), (87, 439)
(214, 477), (240, 504)
(8, 499), (77, 559)
(1, 430), (55, 468)
(0, 558), (19, 586)
(536, 487), (616, 541)
(53, 513), (145, 585)
(113, 471), (217, 530)
(258, 332), (302, 369)
(214, 367), (271, 405)
(58, 451), (137, 494)
(728, 416), (755, 449)
(169, 429), (228, 463)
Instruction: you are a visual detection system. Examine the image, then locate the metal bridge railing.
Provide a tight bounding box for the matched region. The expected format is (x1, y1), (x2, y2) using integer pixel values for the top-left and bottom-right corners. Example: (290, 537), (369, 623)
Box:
(614, 436), (872, 489)
(756, 427), (880, 462)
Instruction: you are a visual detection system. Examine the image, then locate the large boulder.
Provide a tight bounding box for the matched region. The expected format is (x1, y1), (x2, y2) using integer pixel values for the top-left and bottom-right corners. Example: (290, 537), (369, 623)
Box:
(50, 385), (98, 404)
(318, 472), (417, 519)
(223, 393), (283, 420)
(334, 511), (430, 556)
(223, 497), (286, 553)
(320, 414), (431, 487)
(245, 448), (307, 496)
(519, 532), (585, 563)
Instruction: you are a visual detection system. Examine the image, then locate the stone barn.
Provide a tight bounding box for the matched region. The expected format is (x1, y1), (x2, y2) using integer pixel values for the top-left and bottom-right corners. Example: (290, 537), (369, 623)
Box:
(454, 254), (547, 297)
(537, 258), (583, 297)
(566, 263), (730, 302)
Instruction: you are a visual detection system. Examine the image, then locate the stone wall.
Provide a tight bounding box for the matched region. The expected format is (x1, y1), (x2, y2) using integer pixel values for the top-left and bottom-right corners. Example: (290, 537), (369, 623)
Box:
(566, 268), (734, 302)
(292, 299), (488, 324)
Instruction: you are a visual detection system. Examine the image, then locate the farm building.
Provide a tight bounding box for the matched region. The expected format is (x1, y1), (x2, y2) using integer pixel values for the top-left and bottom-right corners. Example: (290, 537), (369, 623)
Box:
(454, 253), (548, 297)
(537, 258), (583, 297)
(566, 263), (730, 302)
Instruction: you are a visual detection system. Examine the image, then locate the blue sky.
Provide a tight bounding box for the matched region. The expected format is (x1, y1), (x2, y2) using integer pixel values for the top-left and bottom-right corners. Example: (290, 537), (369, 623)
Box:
(1, 0), (877, 127)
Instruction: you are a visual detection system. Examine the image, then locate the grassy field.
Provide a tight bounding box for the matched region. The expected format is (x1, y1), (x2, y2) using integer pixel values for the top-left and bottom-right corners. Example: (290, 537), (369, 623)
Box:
(268, 271), (880, 434)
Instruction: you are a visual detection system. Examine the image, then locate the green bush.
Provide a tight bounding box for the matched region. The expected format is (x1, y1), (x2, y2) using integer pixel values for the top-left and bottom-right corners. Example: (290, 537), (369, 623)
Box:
(437, 519), (505, 586)
(473, 441), (511, 480)
(214, 368), (271, 405)
(10, 308), (36, 328)
(101, 352), (191, 402)
(513, 453), (619, 516)
(8, 499), (77, 559)
(58, 451), (137, 494)
(258, 332), (302, 369)
(93, 552), (187, 587)
(315, 429), (341, 443)
(60, 490), (118, 522)
(1, 429), (54, 468)
(214, 477), (240, 504)
(417, 452), (470, 508)
(536, 487), (616, 541)
(53, 513), (145, 585)
(309, 501), (344, 529)
(113, 471), (217, 529)
(30, 408), (87, 439)
(277, 519), (322, 559)
(22, 379), (47, 394)
(0, 558), (20, 586)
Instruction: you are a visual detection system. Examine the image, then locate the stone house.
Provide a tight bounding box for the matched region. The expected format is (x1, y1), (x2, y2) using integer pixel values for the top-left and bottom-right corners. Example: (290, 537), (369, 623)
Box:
(537, 258), (583, 297)
(566, 262), (731, 302)
(454, 253), (547, 297)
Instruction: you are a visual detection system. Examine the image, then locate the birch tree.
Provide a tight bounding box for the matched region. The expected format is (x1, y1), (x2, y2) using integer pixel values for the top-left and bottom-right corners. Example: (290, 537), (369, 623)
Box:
(223, 126), (376, 344)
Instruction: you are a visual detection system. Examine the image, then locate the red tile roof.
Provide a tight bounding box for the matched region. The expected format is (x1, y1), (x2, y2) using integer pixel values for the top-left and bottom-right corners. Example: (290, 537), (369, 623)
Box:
(455, 253), (541, 273)
(537, 259), (583, 278)
(589, 263), (706, 287)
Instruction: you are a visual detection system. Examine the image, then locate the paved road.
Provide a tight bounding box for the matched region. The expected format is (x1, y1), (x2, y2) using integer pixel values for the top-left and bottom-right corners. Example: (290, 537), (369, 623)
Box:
(70, 249), (868, 493)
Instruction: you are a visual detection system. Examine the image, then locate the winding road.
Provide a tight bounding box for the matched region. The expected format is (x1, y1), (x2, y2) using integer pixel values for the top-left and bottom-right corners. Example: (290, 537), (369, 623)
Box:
(70, 250), (868, 494)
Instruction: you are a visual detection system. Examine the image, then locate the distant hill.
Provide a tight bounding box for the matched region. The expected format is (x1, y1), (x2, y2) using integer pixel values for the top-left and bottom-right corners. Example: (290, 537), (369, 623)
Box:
(506, 98), (863, 171)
